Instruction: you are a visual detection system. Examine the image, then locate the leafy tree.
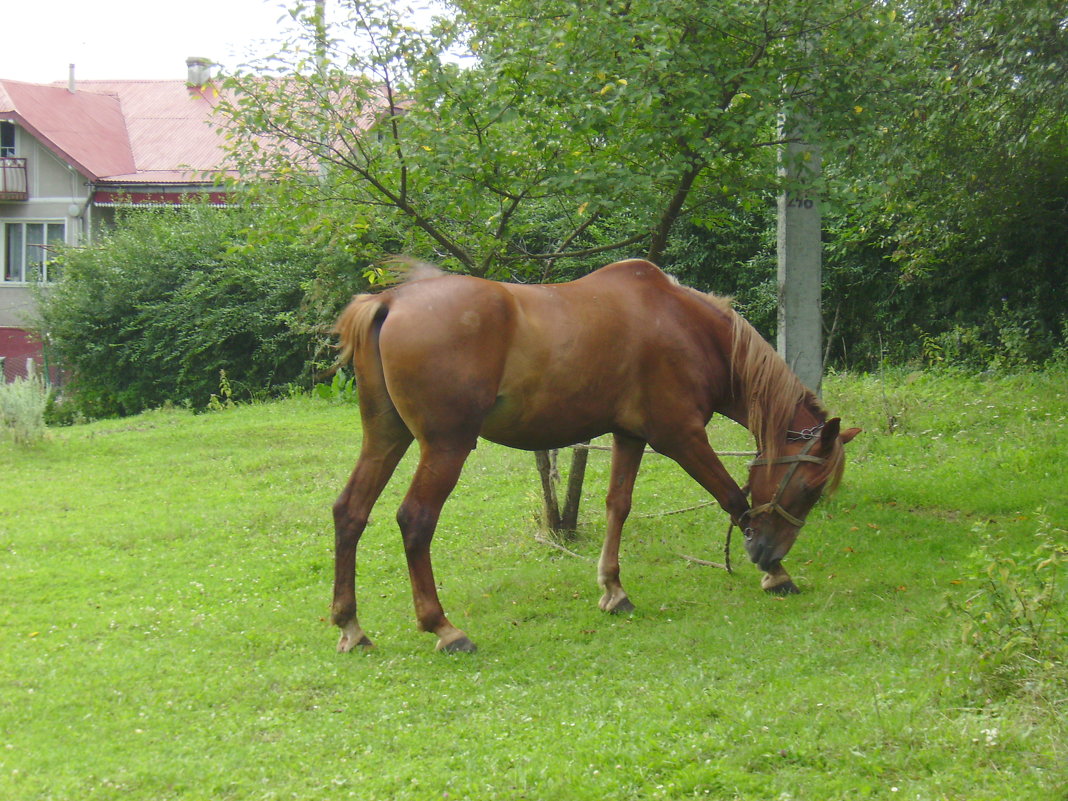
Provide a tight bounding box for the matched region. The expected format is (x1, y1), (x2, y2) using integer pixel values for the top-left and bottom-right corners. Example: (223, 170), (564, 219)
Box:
(216, 0), (913, 531)
(220, 0), (907, 279)
(834, 0), (1068, 365)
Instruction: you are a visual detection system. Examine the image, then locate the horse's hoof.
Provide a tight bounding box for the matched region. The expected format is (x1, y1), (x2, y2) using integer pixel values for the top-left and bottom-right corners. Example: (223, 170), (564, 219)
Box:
(337, 632), (374, 653)
(604, 595), (635, 615)
(764, 580), (801, 596)
(437, 635), (477, 654)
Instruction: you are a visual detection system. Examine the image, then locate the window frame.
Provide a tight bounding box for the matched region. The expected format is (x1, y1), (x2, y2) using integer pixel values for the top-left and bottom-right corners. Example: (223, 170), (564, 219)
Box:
(3, 220), (66, 283)
(0, 121), (15, 157)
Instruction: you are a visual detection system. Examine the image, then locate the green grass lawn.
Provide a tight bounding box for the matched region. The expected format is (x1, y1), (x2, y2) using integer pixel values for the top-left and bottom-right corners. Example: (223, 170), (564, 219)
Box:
(2, 369), (1066, 800)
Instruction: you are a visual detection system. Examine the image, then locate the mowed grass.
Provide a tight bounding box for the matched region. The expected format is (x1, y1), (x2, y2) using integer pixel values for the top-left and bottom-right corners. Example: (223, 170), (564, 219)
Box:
(1, 369), (1066, 800)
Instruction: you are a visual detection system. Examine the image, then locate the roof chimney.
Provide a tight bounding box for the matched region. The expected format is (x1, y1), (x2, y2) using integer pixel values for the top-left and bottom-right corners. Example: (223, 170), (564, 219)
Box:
(186, 57), (214, 88)
(68, 63), (76, 94)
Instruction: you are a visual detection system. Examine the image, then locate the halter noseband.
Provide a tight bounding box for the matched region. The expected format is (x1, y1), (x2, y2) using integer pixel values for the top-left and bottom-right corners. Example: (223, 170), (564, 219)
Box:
(742, 424), (827, 532)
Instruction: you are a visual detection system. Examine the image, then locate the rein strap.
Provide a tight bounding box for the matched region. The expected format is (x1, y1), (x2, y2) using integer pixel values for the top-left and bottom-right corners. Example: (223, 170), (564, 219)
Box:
(748, 454), (825, 467)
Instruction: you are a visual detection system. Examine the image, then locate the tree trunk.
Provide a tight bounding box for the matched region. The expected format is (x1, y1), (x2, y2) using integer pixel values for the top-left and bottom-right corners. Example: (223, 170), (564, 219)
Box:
(646, 162), (702, 264)
(560, 443), (589, 532)
(535, 450), (561, 532)
(535, 445), (589, 537)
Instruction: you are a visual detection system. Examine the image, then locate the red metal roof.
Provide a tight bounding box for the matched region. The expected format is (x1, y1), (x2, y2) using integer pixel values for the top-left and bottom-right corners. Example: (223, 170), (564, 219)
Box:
(0, 77), (235, 184)
(0, 79), (136, 179)
(75, 80), (235, 183)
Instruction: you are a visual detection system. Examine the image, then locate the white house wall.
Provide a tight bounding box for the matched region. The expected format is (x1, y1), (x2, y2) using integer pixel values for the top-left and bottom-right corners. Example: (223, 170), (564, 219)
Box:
(0, 123), (89, 329)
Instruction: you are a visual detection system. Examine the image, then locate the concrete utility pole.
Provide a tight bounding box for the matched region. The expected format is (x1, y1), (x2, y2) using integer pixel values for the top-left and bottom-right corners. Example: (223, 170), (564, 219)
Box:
(776, 124), (823, 395)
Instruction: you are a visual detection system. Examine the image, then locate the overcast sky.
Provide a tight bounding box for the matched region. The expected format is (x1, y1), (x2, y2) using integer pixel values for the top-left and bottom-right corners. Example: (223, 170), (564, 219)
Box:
(1, 0), (304, 83)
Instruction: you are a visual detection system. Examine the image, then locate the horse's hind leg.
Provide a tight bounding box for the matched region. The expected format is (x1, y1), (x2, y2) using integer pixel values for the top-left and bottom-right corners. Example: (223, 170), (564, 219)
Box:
(396, 445), (476, 653)
(598, 434), (645, 614)
(332, 419), (413, 653)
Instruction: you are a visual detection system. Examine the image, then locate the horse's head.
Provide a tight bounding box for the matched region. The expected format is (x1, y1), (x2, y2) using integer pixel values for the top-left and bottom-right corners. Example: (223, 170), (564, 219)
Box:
(741, 418), (861, 573)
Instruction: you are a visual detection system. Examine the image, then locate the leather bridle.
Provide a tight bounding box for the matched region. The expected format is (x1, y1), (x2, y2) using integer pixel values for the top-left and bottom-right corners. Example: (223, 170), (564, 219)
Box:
(742, 424), (827, 534)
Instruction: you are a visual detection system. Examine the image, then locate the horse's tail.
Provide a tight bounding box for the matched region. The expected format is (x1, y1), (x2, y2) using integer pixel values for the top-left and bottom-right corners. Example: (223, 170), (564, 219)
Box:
(333, 259), (446, 370)
(333, 294), (388, 370)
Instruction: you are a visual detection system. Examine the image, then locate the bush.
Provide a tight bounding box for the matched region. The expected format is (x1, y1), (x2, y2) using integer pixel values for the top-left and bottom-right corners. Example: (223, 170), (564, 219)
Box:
(952, 512), (1068, 700)
(36, 204), (355, 417)
(0, 376), (48, 445)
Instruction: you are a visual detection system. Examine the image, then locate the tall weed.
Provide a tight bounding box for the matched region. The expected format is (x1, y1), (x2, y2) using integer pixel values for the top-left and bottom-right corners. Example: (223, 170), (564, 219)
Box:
(206, 370), (238, 412)
(0, 376), (48, 445)
(312, 368), (358, 403)
(952, 512), (1068, 699)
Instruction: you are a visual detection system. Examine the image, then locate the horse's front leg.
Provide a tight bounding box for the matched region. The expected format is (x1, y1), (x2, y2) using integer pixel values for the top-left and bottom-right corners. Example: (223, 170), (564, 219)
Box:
(598, 434), (645, 614)
(397, 446), (476, 653)
(652, 426), (750, 526)
(760, 563), (801, 595)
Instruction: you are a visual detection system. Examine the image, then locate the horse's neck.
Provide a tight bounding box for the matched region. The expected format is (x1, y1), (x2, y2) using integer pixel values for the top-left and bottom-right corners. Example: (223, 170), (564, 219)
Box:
(718, 397), (751, 432)
(687, 286), (815, 441)
(787, 399), (823, 431)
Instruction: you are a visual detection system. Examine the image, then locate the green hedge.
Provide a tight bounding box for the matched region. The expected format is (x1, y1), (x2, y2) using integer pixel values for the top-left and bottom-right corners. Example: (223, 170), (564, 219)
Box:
(37, 205), (338, 418)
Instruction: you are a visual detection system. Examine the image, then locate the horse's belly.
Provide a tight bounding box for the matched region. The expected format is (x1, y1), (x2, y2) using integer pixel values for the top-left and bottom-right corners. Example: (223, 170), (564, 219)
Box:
(478, 396), (610, 451)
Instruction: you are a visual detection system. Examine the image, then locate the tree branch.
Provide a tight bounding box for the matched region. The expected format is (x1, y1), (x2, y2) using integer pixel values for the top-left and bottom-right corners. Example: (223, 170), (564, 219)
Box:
(646, 161), (703, 264)
(541, 210), (603, 279)
(509, 231), (649, 263)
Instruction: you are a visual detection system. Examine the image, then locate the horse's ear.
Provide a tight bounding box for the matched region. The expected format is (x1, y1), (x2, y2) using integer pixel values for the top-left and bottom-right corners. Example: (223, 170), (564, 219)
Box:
(820, 417), (841, 448)
(840, 427), (862, 444)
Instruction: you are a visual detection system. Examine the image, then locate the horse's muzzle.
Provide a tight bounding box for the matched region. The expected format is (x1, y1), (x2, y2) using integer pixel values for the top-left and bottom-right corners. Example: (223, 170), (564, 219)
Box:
(743, 528), (785, 573)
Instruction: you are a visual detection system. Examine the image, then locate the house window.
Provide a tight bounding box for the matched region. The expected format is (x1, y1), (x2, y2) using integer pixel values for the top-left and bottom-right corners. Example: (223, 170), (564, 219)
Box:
(0, 122), (14, 157)
(3, 222), (65, 283)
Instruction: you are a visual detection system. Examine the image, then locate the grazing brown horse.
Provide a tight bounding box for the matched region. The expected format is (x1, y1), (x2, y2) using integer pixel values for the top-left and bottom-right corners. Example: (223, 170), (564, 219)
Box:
(331, 259), (860, 653)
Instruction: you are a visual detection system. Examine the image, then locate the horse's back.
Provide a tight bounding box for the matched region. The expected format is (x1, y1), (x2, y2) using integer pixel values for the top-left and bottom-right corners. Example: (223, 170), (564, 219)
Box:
(486, 260), (702, 448)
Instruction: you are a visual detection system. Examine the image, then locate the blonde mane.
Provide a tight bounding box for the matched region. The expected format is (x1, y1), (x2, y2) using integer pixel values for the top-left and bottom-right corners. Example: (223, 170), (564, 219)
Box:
(726, 304), (813, 454)
(679, 285), (841, 478)
(721, 297), (847, 491)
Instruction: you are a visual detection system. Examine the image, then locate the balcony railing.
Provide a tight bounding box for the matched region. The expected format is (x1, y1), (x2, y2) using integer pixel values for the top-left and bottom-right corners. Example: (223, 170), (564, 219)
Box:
(0, 157), (29, 201)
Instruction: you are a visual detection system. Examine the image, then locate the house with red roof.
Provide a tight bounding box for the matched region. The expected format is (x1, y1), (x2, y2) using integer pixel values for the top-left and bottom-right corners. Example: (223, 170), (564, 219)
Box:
(0, 58), (234, 381)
